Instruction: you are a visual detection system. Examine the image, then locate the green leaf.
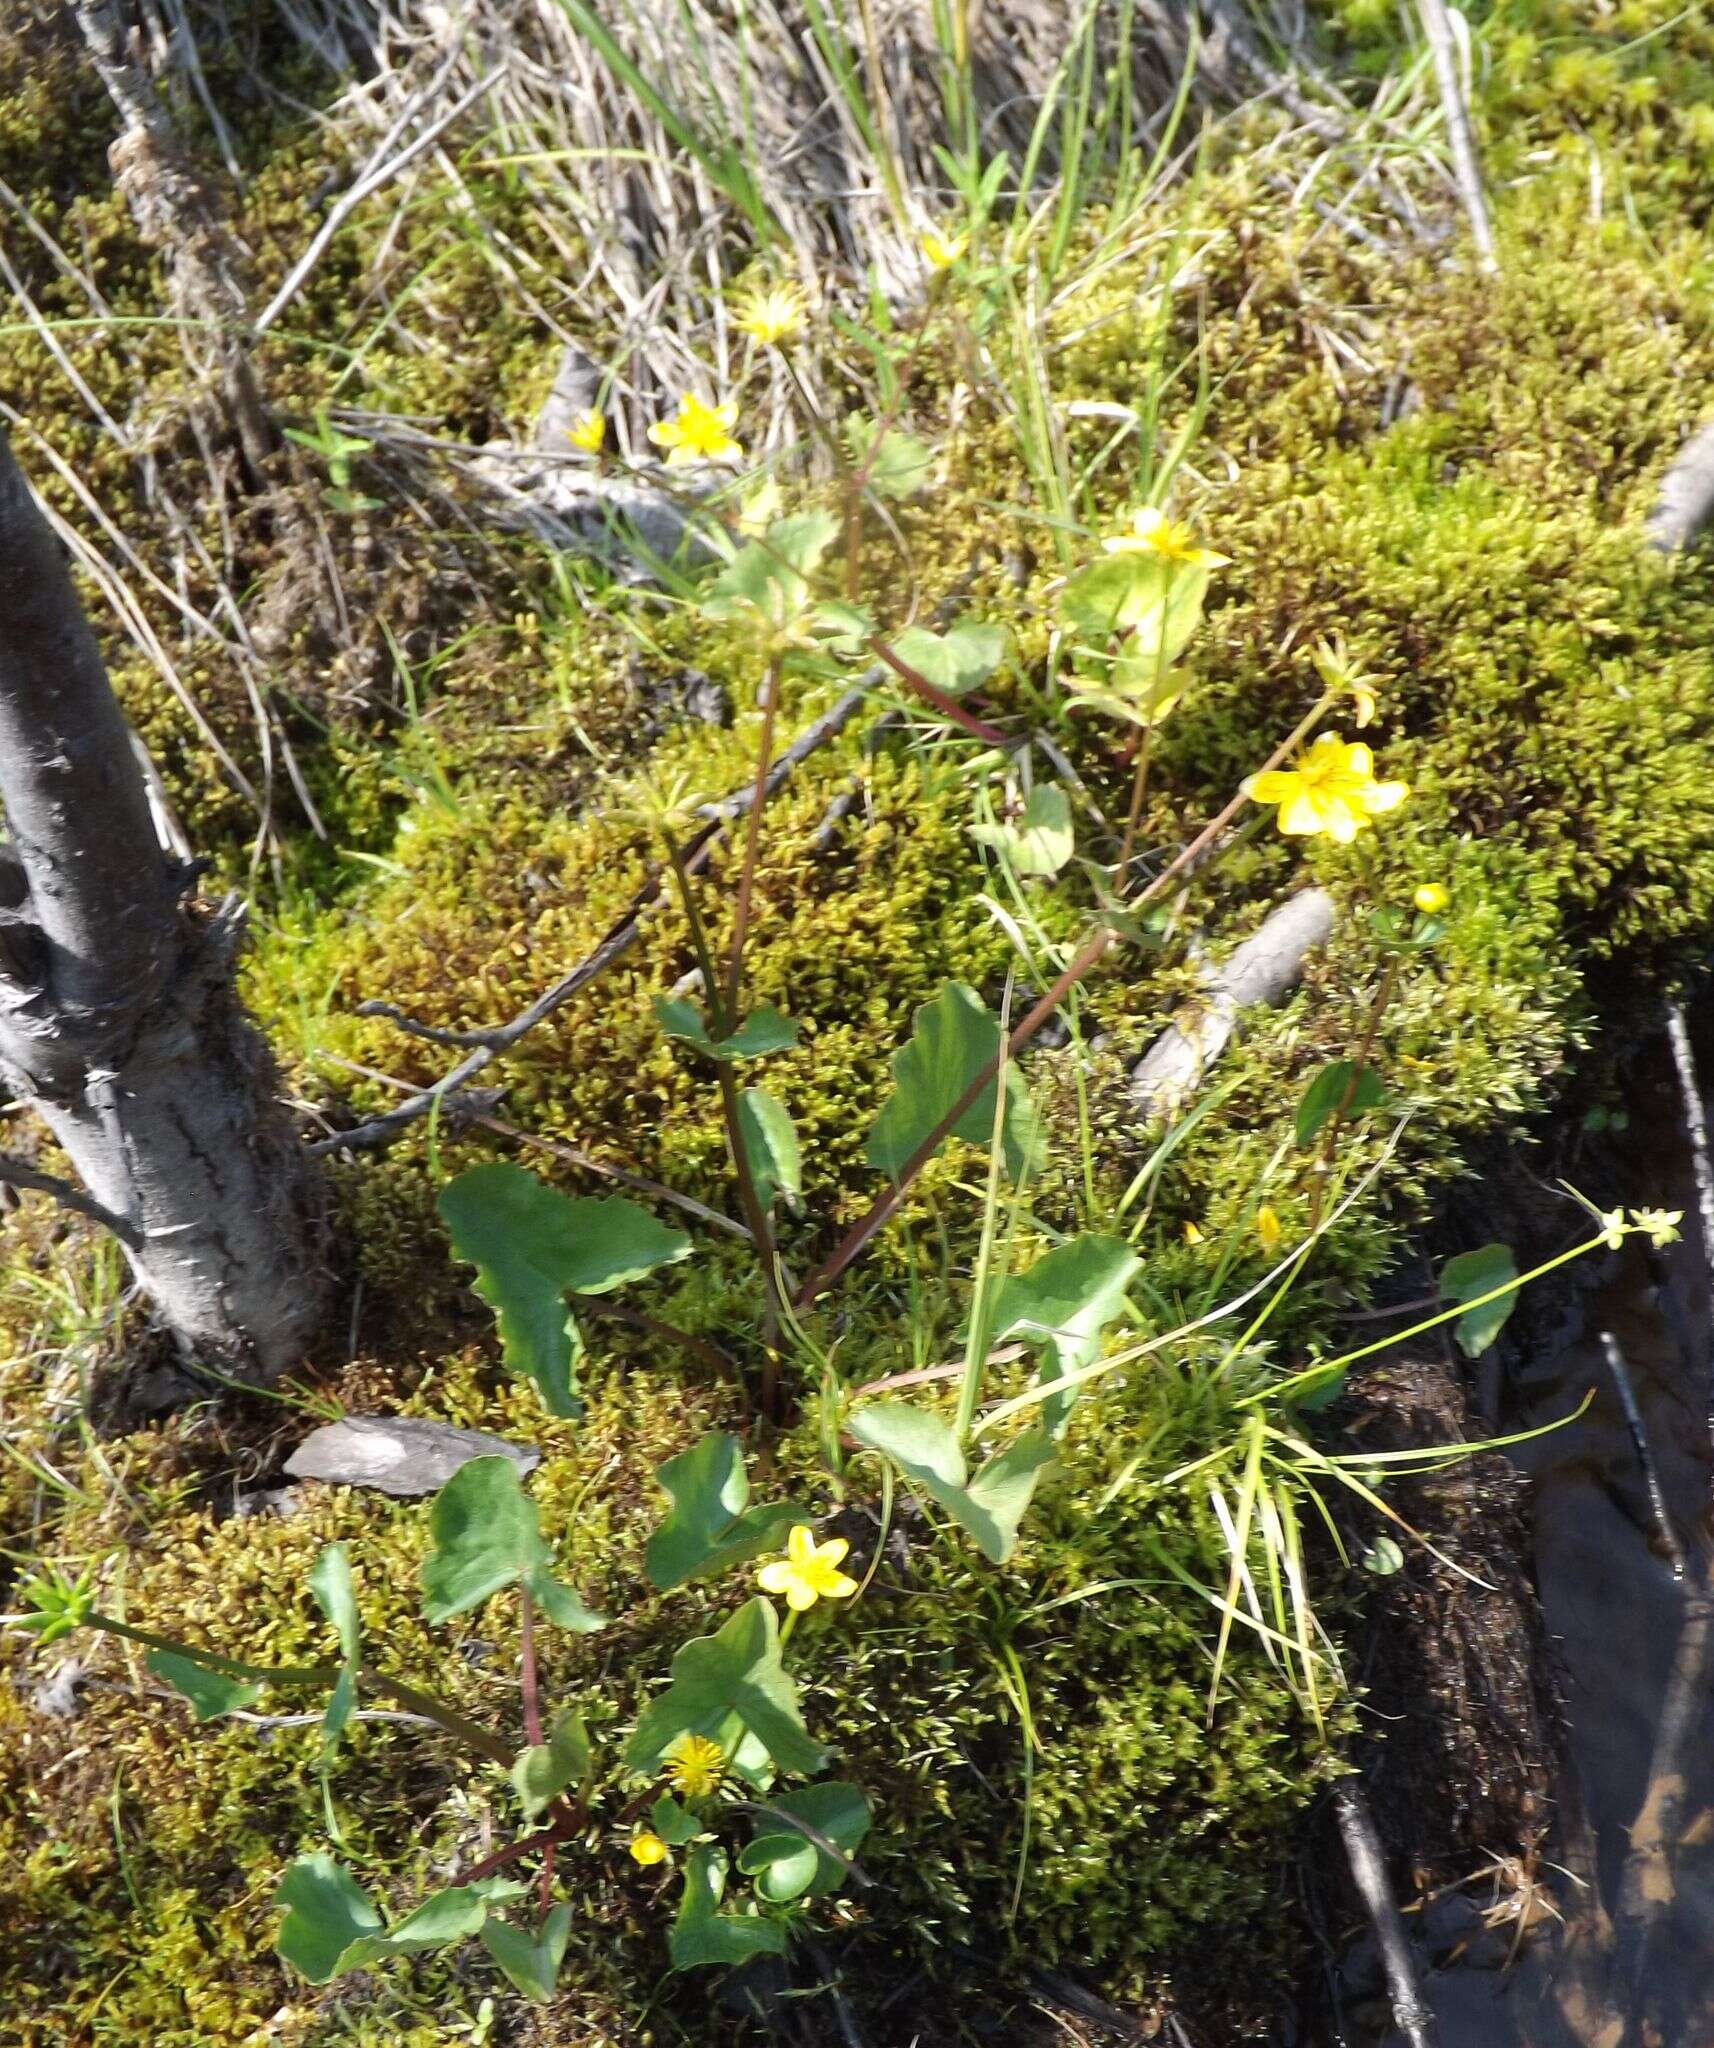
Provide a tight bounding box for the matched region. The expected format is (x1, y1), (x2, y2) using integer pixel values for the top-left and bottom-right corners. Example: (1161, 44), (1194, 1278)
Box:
(624, 1597), (826, 1780)
(809, 597), (874, 654)
(1294, 1060), (1387, 1148)
(655, 996), (799, 1062)
(889, 621), (1007, 697)
(651, 1793), (701, 1845)
(275, 1855), (384, 1983)
(737, 1088), (802, 1214)
(738, 1782), (871, 1902)
(702, 510), (839, 627)
(970, 785), (1074, 876)
(645, 1431), (803, 1592)
(846, 416), (933, 499)
(1440, 1242), (1520, 1358)
(147, 1649), (261, 1722)
(439, 1164), (692, 1416)
(511, 1711), (591, 1822)
(1059, 553), (1211, 669)
(480, 1903), (573, 2003)
(421, 1456), (605, 1633)
(987, 1234), (1141, 1436)
(863, 982), (1042, 1183)
(1363, 1535), (1406, 1576)
(309, 1542), (361, 1755)
(845, 1404), (1054, 1563)
(669, 1845), (788, 1970)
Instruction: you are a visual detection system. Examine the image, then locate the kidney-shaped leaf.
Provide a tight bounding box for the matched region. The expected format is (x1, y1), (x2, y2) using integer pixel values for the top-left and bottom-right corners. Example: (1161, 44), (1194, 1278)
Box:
(987, 1234), (1140, 1436)
(481, 1902), (574, 2003)
(846, 1403), (1053, 1564)
(511, 1710), (591, 1823)
(738, 1780), (871, 1902)
(275, 1855), (383, 1982)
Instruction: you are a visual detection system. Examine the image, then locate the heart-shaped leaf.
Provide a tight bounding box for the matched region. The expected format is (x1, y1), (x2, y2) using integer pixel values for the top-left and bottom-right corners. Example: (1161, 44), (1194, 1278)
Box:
(480, 1902), (574, 2003)
(702, 510), (840, 628)
(986, 1235), (1140, 1436)
(645, 1431), (803, 1591)
(511, 1711), (591, 1822)
(1440, 1242), (1519, 1358)
(656, 998), (800, 1062)
(1295, 1060), (1387, 1148)
(624, 1596), (826, 1781)
(890, 621), (1007, 697)
(147, 1649), (261, 1722)
(846, 1404), (1055, 1563)
(864, 982), (1042, 1184)
(1060, 553), (1211, 668)
(651, 1792), (701, 1845)
(421, 1456), (605, 1633)
(439, 1164), (691, 1416)
(669, 1844), (788, 1969)
(846, 417), (933, 500)
(274, 1855), (383, 1982)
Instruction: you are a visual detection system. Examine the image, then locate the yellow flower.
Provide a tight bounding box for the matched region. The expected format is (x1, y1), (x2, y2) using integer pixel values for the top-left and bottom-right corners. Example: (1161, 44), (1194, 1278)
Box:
(733, 279), (807, 347)
(1309, 633), (1383, 728)
(665, 1734), (727, 1800)
(629, 1831), (670, 1866)
(566, 407), (606, 455)
(1632, 1207), (1683, 1248)
(648, 393), (743, 467)
(1102, 505), (1230, 569)
(1255, 1204), (1283, 1253)
(920, 227), (969, 269)
(1598, 1207), (1626, 1251)
(1413, 882), (1450, 915)
(1183, 1220), (1206, 1245)
(757, 1524), (859, 1612)
(1243, 734), (1410, 845)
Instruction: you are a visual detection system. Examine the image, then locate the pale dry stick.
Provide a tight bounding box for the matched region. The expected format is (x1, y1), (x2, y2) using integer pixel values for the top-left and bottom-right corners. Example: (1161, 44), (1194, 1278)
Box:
(313, 681), (872, 1155)
(1600, 1331), (1689, 1582)
(1666, 1002), (1714, 1333)
(253, 62), (501, 334)
(1413, 0), (1497, 272)
(1332, 1779), (1437, 2048)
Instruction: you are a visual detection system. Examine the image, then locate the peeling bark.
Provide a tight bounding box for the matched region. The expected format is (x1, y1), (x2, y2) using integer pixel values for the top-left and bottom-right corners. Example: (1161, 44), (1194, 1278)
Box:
(0, 433), (326, 1381)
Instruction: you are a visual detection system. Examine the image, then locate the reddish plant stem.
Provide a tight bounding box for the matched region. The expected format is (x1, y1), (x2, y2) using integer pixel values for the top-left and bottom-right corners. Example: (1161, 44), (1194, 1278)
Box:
(518, 1582), (543, 1751)
(796, 699), (1333, 1308)
(867, 634), (1012, 745)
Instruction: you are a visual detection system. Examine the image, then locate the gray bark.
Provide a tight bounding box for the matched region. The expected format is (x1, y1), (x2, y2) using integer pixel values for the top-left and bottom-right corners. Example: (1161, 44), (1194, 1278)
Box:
(0, 434), (326, 1381)
(1648, 422), (1714, 554)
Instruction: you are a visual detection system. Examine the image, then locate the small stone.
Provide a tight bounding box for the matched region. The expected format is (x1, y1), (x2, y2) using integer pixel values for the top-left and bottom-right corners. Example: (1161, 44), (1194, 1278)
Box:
(285, 1417), (540, 1498)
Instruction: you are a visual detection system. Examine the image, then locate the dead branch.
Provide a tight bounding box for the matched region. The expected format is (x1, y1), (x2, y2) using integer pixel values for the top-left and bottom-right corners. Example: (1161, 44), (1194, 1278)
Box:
(1332, 1779), (1437, 2048)
(1414, 0), (1497, 272)
(1648, 424), (1714, 554)
(310, 681), (872, 1155)
(1129, 887), (1335, 1116)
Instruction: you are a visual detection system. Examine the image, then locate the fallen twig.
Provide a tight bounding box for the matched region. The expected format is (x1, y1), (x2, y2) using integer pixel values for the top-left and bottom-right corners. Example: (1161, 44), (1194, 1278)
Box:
(1129, 887), (1335, 1117)
(310, 682), (871, 1156)
(1415, 0), (1498, 272)
(1600, 1331), (1687, 1581)
(0, 1150), (145, 1251)
(1332, 1779), (1437, 2048)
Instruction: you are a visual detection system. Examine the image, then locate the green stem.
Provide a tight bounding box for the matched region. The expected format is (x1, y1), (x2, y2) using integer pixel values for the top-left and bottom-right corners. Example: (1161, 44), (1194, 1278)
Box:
(723, 660), (781, 1020)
